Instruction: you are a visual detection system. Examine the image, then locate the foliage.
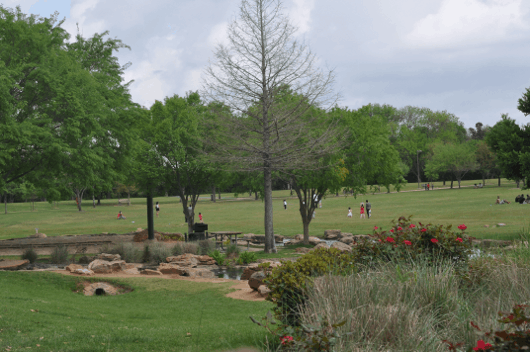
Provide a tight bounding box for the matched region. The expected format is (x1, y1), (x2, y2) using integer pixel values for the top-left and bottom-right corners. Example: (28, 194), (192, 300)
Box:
(251, 311), (348, 352)
(424, 142), (478, 188)
(225, 243), (241, 257)
(236, 251), (258, 265)
(100, 241), (141, 263)
(50, 245), (69, 264)
(265, 248), (355, 326)
(355, 216), (472, 268)
(171, 242), (198, 256)
(145, 242), (172, 264)
(198, 240), (215, 255)
(21, 248), (38, 263)
(518, 87), (530, 117)
(208, 250), (226, 266)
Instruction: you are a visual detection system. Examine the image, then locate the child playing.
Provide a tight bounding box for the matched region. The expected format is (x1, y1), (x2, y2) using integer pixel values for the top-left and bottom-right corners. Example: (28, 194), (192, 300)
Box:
(117, 211), (126, 220)
(360, 203), (365, 219)
(155, 202), (160, 217)
(347, 207), (352, 218)
(199, 212), (203, 223)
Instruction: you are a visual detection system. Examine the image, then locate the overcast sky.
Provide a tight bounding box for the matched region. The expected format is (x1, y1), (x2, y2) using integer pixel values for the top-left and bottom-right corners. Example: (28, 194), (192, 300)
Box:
(4, 0), (530, 129)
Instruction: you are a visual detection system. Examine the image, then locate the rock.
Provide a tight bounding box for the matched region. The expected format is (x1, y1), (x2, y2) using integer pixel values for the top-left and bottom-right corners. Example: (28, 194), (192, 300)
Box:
(258, 285), (271, 298)
(96, 253), (121, 262)
(481, 239), (511, 248)
(72, 268), (94, 276)
(166, 253), (198, 267)
(65, 264), (84, 272)
(0, 259), (29, 270)
(342, 232), (353, 238)
(295, 247), (311, 254)
(330, 242), (352, 252)
(251, 235), (285, 244)
(284, 240), (302, 246)
(88, 259), (126, 274)
(274, 235), (285, 243)
(123, 267), (140, 275)
(30, 233), (47, 238)
(241, 262), (281, 280)
(84, 282), (118, 296)
(324, 229), (341, 240)
(159, 232), (184, 241)
(185, 268), (215, 278)
(339, 236), (354, 245)
(313, 243), (330, 250)
(158, 263), (185, 275)
(141, 269), (163, 275)
(308, 237), (321, 246)
(497, 223), (506, 227)
(294, 234), (303, 241)
(196, 255), (216, 265)
(249, 271), (267, 291)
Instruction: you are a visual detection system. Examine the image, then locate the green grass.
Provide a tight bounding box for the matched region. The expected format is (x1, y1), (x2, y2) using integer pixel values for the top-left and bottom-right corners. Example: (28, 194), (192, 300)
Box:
(1, 178), (528, 241)
(0, 272), (272, 352)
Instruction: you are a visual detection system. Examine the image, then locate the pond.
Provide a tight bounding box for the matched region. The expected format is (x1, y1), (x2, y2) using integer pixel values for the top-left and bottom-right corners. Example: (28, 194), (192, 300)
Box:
(211, 268), (244, 280)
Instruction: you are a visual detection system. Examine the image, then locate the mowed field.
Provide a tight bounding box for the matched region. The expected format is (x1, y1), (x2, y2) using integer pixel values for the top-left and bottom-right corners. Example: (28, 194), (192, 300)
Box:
(1, 179), (529, 241)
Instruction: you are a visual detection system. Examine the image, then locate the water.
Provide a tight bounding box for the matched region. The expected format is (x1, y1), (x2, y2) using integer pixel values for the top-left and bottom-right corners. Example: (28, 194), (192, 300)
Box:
(212, 268), (244, 280)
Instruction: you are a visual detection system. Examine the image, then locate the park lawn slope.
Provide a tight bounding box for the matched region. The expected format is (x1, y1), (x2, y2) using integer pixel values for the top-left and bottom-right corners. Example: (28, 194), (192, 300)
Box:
(0, 272), (272, 352)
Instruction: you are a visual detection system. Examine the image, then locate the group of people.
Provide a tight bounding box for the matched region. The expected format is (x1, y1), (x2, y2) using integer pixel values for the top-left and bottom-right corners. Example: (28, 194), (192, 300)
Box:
(515, 194), (530, 204)
(348, 200), (371, 219)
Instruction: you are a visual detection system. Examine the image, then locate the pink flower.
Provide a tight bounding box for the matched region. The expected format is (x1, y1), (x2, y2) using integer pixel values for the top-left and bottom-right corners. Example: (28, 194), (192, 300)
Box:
(409, 224), (416, 228)
(420, 228), (427, 232)
(431, 238), (439, 244)
(397, 226), (402, 231)
(378, 239), (382, 242)
(386, 237), (395, 243)
(280, 336), (293, 345)
(404, 240), (412, 246)
(473, 340), (492, 351)
(456, 238), (463, 243)
(458, 224), (467, 231)
(374, 226), (378, 230)
(390, 229), (394, 233)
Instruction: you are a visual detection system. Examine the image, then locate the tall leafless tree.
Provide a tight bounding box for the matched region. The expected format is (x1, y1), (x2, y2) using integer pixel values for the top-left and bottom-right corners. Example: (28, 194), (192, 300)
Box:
(202, 0), (337, 253)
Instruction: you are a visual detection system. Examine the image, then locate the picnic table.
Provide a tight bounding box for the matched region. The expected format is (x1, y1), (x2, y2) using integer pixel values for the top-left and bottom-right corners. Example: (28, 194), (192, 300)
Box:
(208, 231), (243, 250)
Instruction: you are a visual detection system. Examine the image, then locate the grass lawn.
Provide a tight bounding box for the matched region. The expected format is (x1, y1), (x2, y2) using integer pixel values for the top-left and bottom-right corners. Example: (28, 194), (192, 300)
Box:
(1, 178), (528, 241)
(0, 272), (272, 352)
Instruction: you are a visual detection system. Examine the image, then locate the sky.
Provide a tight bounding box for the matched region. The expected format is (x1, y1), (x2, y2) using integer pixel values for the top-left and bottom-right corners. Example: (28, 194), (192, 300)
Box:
(4, 0), (530, 129)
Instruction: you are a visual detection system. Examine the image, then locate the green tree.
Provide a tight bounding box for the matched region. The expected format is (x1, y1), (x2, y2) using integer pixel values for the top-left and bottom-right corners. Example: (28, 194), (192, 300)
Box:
(425, 142), (477, 189)
(518, 87), (530, 117)
(475, 141), (497, 185)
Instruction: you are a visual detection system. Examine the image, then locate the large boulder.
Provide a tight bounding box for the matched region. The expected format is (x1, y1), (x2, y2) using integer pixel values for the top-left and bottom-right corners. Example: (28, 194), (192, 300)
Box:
(72, 268), (94, 276)
(340, 236), (354, 245)
(65, 264), (84, 272)
(0, 259), (29, 271)
(324, 230), (341, 240)
(330, 242), (352, 252)
(294, 234), (303, 241)
(96, 253), (121, 262)
(284, 240), (302, 246)
(158, 263), (186, 275)
(288, 237), (320, 246)
(249, 271), (267, 291)
(88, 259), (126, 274)
(258, 285), (271, 298)
(313, 243), (330, 250)
(180, 268), (215, 278)
(196, 255), (216, 265)
(166, 253), (198, 267)
(251, 235), (285, 244)
(352, 234), (372, 243)
(241, 262), (281, 280)
(308, 236), (321, 246)
(133, 230), (161, 242)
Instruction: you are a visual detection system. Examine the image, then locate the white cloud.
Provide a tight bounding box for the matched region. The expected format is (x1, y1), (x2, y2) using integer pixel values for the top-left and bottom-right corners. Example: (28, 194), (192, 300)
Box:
(2, 0), (39, 12)
(404, 0), (529, 49)
(289, 0), (315, 35)
(207, 21), (230, 48)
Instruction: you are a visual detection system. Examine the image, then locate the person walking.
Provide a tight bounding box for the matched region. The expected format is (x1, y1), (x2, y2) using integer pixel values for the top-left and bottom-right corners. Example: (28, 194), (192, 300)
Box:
(365, 200), (371, 219)
(347, 207), (352, 218)
(283, 199), (287, 210)
(198, 212), (203, 223)
(360, 203), (365, 219)
(155, 202), (160, 217)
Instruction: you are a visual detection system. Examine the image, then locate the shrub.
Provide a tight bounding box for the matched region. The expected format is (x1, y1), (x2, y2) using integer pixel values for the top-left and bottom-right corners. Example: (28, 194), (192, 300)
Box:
(21, 248), (38, 263)
(208, 250), (226, 266)
(142, 245), (150, 263)
(236, 251), (257, 265)
(50, 245), (69, 264)
(198, 240), (215, 255)
(147, 242), (172, 264)
(225, 243), (240, 257)
(355, 215), (472, 268)
(171, 242), (198, 256)
(100, 242), (141, 263)
(265, 248), (355, 326)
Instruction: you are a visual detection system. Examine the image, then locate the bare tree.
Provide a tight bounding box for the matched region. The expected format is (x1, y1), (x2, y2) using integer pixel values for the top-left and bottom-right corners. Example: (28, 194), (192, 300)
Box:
(202, 0), (337, 253)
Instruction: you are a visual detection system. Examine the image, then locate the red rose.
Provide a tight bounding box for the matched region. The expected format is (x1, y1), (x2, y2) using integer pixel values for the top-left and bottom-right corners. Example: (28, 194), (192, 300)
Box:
(458, 224), (467, 231)
(374, 226), (378, 230)
(431, 238), (439, 244)
(386, 237), (395, 243)
(280, 336), (293, 345)
(390, 229), (394, 233)
(409, 224), (416, 228)
(456, 238), (463, 243)
(404, 240), (412, 245)
(420, 228), (427, 232)
(473, 339), (492, 351)
(397, 226), (402, 231)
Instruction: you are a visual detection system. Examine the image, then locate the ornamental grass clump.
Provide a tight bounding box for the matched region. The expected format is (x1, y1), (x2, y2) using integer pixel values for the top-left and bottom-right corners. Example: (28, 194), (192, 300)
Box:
(355, 215), (472, 268)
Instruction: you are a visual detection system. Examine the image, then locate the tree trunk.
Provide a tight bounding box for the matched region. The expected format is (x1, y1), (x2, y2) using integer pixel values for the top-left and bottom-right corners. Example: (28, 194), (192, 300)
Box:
(127, 191), (130, 206)
(147, 193), (154, 240)
(97, 193), (101, 205)
(211, 185), (216, 202)
(516, 179), (520, 188)
(457, 178), (461, 189)
(263, 167), (277, 253)
(4, 194), (6, 214)
(482, 174), (486, 186)
(254, 192), (259, 200)
(218, 190), (221, 200)
(498, 177), (501, 186)
(303, 219), (310, 244)
(92, 193), (96, 208)
(450, 178), (453, 189)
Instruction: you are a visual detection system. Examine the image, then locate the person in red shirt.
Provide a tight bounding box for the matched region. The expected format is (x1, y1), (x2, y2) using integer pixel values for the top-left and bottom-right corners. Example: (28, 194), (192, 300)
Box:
(198, 212), (203, 223)
(117, 211), (126, 220)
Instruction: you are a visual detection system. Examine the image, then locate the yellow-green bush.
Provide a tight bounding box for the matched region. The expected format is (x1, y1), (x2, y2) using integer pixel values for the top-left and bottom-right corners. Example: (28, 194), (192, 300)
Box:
(265, 248), (354, 326)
